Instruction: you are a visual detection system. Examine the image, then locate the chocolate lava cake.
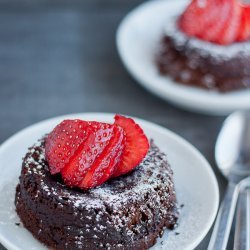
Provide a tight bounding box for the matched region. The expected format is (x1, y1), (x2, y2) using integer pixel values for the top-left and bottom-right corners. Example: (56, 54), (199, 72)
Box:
(15, 139), (179, 250)
(157, 7), (250, 92)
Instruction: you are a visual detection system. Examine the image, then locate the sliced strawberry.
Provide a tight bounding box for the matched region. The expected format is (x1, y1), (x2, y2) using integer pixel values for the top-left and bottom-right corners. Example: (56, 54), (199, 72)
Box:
(243, 6), (250, 28)
(201, 0), (222, 27)
(218, 0), (242, 45)
(61, 122), (114, 187)
(201, 0), (232, 43)
(179, 0), (208, 37)
(112, 115), (149, 177)
(79, 125), (125, 189)
(237, 6), (250, 41)
(179, 0), (249, 45)
(46, 115), (149, 189)
(45, 119), (90, 174)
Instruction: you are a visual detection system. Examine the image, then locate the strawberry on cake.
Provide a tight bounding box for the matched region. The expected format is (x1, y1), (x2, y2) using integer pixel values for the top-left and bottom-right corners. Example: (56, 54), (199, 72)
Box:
(15, 115), (179, 250)
(157, 0), (250, 92)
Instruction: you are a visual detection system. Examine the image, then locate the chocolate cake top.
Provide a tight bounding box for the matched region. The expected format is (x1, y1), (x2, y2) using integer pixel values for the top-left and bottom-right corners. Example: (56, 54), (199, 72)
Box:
(21, 139), (176, 235)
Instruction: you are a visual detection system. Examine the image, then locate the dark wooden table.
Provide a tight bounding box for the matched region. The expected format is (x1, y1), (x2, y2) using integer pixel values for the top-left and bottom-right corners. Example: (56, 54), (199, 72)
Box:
(0, 0), (231, 249)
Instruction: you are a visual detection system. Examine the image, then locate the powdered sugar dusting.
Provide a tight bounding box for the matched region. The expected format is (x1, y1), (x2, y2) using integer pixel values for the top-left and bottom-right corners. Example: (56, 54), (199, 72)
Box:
(22, 140), (174, 212)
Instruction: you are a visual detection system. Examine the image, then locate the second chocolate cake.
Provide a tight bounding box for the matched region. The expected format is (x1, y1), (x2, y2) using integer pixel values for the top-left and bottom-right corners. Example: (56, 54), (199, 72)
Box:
(156, 3), (250, 92)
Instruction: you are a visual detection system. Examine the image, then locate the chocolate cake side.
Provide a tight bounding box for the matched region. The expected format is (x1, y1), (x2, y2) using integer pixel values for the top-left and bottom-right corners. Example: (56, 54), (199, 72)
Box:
(156, 17), (250, 92)
(15, 139), (179, 250)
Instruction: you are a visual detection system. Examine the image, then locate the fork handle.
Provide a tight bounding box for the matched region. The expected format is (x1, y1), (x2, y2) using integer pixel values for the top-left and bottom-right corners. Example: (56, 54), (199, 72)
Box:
(234, 187), (250, 250)
(208, 182), (239, 250)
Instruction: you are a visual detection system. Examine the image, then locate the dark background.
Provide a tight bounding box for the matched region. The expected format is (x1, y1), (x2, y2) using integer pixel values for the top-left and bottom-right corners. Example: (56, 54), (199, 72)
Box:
(0, 0), (231, 249)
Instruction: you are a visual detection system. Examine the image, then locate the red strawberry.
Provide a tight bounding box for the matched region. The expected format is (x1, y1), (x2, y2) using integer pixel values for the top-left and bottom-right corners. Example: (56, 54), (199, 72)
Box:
(61, 122), (114, 187)
(79, 125), (125, 189)
(112, 115), (149, 177)
(237, 6), (250, 41)
(201, 0), (232, 43)
(179, 0), (208, 37)
(45, 115), (149, 189)
(218, 0), (242, 45)
(179, 0), (223, 36)
(179, 0), (249, 45)
(45, 119), (90, 174)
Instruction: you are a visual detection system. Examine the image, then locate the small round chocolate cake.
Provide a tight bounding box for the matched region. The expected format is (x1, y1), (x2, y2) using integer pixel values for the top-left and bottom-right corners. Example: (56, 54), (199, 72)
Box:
(15, 139), (179, 250)
(157, 12), (250, 92)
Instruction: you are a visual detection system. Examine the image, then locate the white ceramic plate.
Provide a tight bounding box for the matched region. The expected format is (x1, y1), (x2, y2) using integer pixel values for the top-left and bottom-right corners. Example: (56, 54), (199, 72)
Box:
(0, 113), (219, 250)
(116, 0), (250, 115)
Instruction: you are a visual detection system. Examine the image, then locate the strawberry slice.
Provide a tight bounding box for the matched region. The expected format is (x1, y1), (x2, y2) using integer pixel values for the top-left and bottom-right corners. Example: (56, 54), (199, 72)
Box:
(218, 0), (242, 45)
(237, 6), (250, 41)
(45, 119), (90, 174)
(201, 0), (232, 43)
(79, 125), (125, 189)
(112, 115), (149, 177)
(179, 0), (208, 37)
(61, 122), (114, 187)
(201, 0), (222, 28)
(179, 0), (249, 45)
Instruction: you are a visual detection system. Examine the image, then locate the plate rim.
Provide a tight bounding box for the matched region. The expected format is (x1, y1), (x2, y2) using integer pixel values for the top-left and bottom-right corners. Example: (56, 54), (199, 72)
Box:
(116, 0), (250, 115)
(0, 112), (219, 250)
